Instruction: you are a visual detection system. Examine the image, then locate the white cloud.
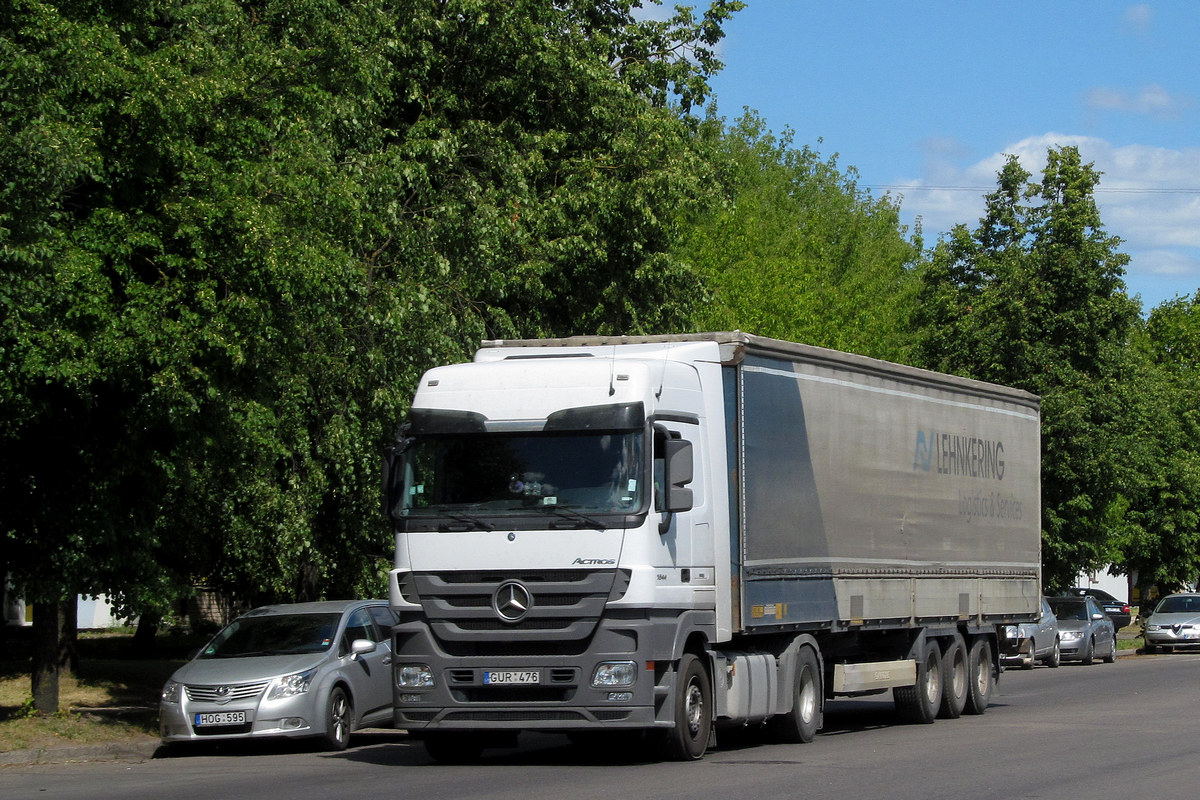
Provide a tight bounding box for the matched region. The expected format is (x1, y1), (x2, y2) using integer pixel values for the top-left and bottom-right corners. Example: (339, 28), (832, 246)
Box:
(1122, 4), (1153, 34)
(895, 134), (1200, 307)
(1086, 84), (1194, 119)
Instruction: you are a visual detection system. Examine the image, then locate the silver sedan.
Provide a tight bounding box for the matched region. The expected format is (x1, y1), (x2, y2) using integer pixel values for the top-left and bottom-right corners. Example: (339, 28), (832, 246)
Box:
(159, 600), (397, 751)
(1143, 593), (1200, 653)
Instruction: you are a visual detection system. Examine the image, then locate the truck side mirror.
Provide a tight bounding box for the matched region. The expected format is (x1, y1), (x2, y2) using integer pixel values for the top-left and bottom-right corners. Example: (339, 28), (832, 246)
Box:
(663, 438), (694, 513)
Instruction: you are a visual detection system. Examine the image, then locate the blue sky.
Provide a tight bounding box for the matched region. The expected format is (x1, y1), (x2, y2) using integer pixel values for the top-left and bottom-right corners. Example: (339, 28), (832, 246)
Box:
(704, 1), (1200, 311)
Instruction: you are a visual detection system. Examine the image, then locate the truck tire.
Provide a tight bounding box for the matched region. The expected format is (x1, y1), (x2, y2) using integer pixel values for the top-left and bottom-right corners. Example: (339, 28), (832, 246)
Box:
(770, 645), (821, 743)
(963, 637), (994, 715)
(662, 653), (712, 760)
(895, 639), (942, 724)
(938, 635), (968, 719)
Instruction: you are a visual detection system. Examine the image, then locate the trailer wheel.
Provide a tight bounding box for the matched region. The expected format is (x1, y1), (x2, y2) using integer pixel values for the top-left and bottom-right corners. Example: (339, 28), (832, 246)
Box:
(770, 645), (821, 743)
(895, 639), (942, 724)
(938, 635), (968, 719)
(964, 637), (994, 715)
(662, 653), (712, 760)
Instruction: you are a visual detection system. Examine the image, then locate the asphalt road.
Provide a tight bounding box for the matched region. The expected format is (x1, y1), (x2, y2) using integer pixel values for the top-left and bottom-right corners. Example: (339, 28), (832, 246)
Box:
(4, 651), (1198, 799)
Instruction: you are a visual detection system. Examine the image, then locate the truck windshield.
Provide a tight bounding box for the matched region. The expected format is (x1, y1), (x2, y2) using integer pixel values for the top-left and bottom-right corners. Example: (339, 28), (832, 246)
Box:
(399, 430), (644, 516)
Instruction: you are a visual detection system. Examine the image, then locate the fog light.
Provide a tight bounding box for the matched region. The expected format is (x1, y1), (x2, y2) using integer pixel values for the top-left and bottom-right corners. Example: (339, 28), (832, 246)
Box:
(281, 717), (306, 729)
(400, 694), (424, 703)
(607, 692), (633, 702)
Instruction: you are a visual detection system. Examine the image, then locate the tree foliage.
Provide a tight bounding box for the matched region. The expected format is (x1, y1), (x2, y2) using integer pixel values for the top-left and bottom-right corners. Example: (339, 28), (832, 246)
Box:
(675, 111), (920, 361)
(913, 147), (1142, 589)
(0, 0), (742, 708)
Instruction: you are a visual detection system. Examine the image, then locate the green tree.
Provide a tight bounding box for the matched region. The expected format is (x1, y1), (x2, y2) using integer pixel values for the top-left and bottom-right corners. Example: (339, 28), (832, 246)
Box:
(675, 111), (920, 361)
(913, 147), (1142, 589)
(1, 0), (741, 711)
(1119, 294), (1200, 596)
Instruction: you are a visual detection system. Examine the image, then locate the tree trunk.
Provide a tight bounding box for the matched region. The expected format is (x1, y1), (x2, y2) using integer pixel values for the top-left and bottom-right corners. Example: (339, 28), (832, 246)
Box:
(131, 611), (160, 657)
(59, 598), (79, 677)
(31, 600), (61, 715)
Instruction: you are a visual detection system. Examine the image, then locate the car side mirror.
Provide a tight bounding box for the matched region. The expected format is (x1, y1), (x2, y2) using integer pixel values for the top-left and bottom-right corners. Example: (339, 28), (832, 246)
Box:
(350, 638), (377, 659)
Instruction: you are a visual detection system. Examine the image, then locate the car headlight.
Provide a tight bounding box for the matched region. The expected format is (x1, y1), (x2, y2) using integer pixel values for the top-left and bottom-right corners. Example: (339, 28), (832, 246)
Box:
(396, 663), (434, 688)
(591, 661), (637, 688)
(161, 681), (182, 704)
(1060, 630), (1083, 641)
(268, 668), (317, 700)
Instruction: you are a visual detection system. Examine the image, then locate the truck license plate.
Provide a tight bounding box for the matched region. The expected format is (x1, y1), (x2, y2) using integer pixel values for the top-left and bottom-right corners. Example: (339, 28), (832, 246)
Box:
(483, 670), (540, 685)
(194, 711), (247, 726)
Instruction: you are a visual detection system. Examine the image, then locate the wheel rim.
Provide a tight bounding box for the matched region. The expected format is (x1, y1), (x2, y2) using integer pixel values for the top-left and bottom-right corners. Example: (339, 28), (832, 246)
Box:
(684, 679), (704, 736)
(951, 651), (967, 695)
(924, 652), (941, 704)
(798, 666), (817, 723)
(973, 653), (990, 696)
(331, 693), (348, 743)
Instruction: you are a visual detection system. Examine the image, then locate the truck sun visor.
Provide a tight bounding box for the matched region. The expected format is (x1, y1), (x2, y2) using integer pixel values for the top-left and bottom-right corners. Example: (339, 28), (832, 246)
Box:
(406, 408), (488, 435)
(544, 402), (645, 432)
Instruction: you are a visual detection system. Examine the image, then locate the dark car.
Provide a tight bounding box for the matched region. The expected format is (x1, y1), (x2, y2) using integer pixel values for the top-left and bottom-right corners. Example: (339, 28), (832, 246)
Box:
(1060, 587), (1131, 632)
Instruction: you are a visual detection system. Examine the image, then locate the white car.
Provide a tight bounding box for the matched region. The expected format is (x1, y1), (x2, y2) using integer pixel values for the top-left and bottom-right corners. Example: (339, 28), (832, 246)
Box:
(159, 600), (397, 751)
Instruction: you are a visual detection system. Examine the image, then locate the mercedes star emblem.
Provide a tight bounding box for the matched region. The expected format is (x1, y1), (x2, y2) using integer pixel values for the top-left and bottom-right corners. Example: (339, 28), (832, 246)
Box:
(493, 581), (533, 623)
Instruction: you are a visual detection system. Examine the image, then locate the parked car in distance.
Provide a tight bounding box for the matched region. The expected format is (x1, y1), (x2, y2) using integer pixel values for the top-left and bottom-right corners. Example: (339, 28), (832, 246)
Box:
(1142, 593), (1200, 653)
(1059, 587), (1131, 631)
(1002, 597), (1061, 669)
(160, 599), (398, 751)
(1046, 595), (1116, 664)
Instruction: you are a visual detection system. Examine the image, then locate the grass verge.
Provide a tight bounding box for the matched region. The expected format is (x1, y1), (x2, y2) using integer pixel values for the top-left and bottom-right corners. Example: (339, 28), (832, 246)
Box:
(1, 630), (198, 754)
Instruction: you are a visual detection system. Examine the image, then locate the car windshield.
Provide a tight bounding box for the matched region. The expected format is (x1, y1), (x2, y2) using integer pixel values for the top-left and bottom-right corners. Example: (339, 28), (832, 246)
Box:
(1155, 596), (1200, 615)
(398, 430), (644, 516)
(199, 613), (342, 658)
(1049, 599), (1089, 621)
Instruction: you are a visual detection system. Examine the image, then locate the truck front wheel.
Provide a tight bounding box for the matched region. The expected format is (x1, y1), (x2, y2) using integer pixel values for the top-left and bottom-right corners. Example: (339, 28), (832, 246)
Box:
(770, 645), (821, 743)
(663, 653), (712, 760)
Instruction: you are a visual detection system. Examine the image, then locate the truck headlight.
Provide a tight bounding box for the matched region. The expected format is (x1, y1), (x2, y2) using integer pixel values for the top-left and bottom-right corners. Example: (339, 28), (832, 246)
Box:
(268, 668), (316, 700)
(396, 663), (435, 688)
(591, 661), (637, 688)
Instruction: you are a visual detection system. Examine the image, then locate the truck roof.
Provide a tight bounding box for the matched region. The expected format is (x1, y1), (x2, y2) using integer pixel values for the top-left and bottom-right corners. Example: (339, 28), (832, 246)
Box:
(480, 331), (1040, 411)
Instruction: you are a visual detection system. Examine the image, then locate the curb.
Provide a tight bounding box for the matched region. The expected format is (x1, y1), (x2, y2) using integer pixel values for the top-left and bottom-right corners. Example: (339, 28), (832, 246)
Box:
(0, 739), (160, 768)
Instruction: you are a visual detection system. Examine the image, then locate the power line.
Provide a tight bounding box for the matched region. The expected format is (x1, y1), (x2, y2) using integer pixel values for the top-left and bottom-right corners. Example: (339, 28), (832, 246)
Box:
(865, 184), (1200, 195)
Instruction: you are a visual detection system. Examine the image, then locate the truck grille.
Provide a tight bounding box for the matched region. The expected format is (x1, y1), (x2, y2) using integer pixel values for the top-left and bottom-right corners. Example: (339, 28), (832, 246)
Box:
(411, 570), (626, 647)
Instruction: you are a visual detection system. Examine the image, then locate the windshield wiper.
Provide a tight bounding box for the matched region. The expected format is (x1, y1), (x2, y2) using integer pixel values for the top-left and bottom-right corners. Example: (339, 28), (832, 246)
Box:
(436, 509), (495, 531)
(541, 506), (606, 530)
